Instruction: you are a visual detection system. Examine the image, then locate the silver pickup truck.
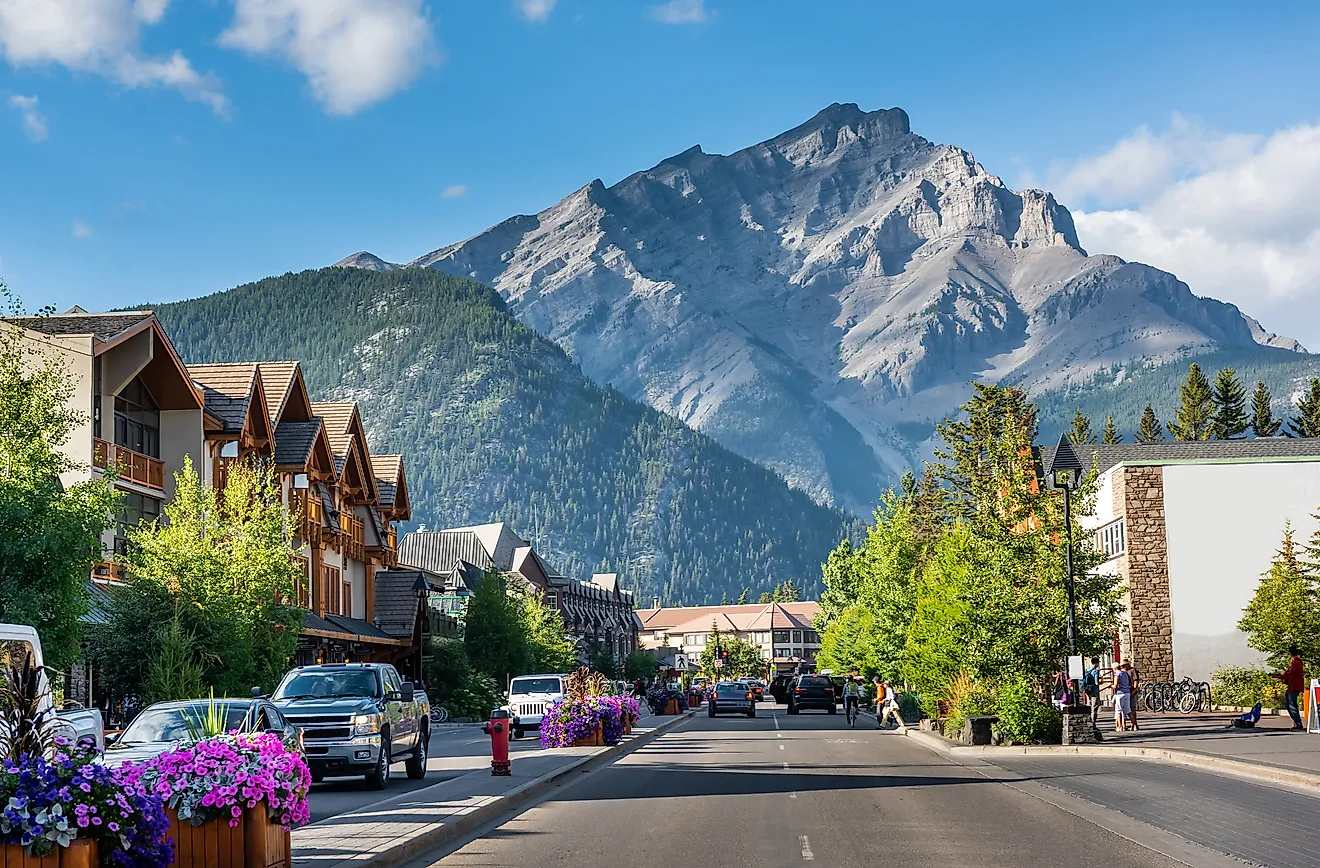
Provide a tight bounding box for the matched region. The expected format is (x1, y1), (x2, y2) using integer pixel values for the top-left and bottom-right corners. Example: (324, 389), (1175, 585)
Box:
(272, 663), (429, 790)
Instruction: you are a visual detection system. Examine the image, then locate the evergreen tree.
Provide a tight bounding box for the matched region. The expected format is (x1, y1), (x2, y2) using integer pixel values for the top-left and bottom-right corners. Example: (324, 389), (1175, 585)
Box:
(1289, 377), (1320, 438)
(1209, 367), (1248, 440)
(1101, 416), (1122, 444)
(1251, 380), (1282, 438)
(1166, 363), (1215, 441)
(144, 615), (206, 704)
(0, 287), (116, 668)
(1239, 523), (1320, 673)
(1136, 405), (1164, 443)
(771, 579), (801, 602)
(736, 587), (750, 605)
(1069, 409), (1097, 445)
(464, 573), (530, 683)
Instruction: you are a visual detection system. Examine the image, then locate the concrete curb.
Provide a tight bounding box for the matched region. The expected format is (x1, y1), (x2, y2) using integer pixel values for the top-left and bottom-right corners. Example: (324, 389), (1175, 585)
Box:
(902, 727), (1320, 794)
(323, 711), (695, 868)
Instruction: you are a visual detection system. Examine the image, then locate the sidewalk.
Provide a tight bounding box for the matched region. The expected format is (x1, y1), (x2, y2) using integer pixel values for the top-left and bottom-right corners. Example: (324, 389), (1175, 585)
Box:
(292, 711), (691, 868)
(1104, 711), (1320, 776)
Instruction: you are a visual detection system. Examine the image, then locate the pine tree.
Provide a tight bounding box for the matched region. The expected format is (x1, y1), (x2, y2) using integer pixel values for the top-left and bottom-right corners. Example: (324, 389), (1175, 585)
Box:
(1251, 380), (1282, 438)
(1167, 363), (1215, 441)
(1239, 523), (1320, 672)
(1070, 409), (1097, 445)
(1289, 377), (1320, 438)
(1209, 367), (1248, 440)
(736, 587), (750, 605)
(1135, 405), (1164, 443)
(1101, 416), (1121, 444)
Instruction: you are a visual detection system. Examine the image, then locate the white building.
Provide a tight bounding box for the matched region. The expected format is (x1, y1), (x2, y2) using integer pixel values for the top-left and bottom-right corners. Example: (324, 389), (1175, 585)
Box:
(1048, 439), (1320, 682)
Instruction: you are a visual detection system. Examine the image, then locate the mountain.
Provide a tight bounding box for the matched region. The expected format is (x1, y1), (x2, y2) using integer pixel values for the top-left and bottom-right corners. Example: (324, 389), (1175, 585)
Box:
(338, 103), (1307, 513)
(153, 267), (858, 605)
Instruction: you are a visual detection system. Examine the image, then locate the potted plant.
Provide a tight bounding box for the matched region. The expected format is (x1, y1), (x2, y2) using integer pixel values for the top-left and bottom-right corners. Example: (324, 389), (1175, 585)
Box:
(124, 732), (311, 868)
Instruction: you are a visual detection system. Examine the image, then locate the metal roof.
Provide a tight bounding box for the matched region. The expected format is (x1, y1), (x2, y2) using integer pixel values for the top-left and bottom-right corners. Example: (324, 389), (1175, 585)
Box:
(1038, 437), (1320, 476)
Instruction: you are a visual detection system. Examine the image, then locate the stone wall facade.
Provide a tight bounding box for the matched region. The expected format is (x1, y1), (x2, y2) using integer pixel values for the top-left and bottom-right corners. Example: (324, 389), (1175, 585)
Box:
(1113, 465), (1174, 683)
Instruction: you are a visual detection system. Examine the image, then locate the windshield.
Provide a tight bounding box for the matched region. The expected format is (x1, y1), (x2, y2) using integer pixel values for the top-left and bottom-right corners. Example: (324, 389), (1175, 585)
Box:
(275, 669), (379, 699)
(715, 684), (747, 697)
(798, 677), (831, 688)
(117, 704), (248, 745)
(510, 677), (563, 695)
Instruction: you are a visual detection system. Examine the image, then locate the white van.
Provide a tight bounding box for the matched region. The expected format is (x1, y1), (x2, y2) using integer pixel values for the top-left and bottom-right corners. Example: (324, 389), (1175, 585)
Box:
(505, 674), (567, 740)
(0, 623), (104, 752)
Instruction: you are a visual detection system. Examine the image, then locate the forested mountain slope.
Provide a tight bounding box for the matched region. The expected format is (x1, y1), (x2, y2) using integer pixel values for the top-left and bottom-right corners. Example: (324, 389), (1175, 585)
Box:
(153, 267), (857, 604)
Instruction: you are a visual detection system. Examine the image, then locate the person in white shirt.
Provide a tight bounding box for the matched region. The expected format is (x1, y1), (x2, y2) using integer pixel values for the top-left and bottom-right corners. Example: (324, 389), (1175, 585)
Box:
(876, 680), (905, 730)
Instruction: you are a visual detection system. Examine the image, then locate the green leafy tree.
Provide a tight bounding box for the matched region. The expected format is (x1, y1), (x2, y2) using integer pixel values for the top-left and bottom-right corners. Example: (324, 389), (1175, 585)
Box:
(0, 288), (116, 668)
(1251, 380), (1282, 438)
(1101, 416), (1122, 444)
(1239, 524), (1320, 674)
(1289, 377), (1320, 438)
(816, 604), (885, 679)
(588, 644), (620, 678)
(517, 588), (578, 674)
(1135, 404), (1164, 443)
(1210, 367), (1248, 440)
(1167, 363), (1215, 441)
(464, 572), (530, 684)
(97, 458), (303, 696)
(623, 650), (655, 682)
(699, 621), (762, 680)
(145, 615), (206, 704)
(1069, 409), (1096, 445)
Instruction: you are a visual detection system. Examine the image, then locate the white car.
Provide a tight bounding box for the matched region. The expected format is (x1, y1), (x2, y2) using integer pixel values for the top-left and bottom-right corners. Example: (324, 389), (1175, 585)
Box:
(0, 623), (104, 752)
(504, 674), (567, 740)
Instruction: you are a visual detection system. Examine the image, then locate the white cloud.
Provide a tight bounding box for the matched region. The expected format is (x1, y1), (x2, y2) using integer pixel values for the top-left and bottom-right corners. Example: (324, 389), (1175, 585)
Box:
(0, 0), (228, 115)
(72, 219), (92, 238)
(516, 0), (555, 23)
(649, 0), (709, 24)
(1037, 116), (1320, 345)
(221, 0), (437, 116)
(8, 94), (46, 141)
(440, 184), (467, 199)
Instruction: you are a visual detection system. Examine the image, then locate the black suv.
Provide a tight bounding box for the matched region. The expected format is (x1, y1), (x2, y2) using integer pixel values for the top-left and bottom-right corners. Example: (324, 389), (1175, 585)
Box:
(769, 675), (794, 704)
(787, 674), (837, 714)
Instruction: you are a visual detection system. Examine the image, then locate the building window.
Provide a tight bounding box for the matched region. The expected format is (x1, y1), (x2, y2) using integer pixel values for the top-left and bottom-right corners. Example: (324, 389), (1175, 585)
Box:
(342, 579), (353, 618)
(293, 556), (311, 607)
(113, 377), (161, 458)
(114, 491), (161, 555)
(1096, 519), (1126, 559)
(774, 648), (792, 658)
(792, 630), (802, 643)
(804, 630), (818, 644)
(773, 630), (790, 643)
(322, 565), (342, 614)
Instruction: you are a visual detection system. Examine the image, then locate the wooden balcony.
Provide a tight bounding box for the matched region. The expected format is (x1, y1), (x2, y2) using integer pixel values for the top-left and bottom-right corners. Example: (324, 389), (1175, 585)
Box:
(292, 490), (323, 548)
(344, 515), (365, 562)
(92, 437), (164, 491)
(91, 560), (125, 582)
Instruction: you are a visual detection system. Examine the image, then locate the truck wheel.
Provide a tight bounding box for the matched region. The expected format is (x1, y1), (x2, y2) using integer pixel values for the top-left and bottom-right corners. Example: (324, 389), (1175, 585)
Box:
(405, 729), (428, 780)
(513, 727), (524, 740)
(365, 732), (391, 790)
(311, 773), (324, 784)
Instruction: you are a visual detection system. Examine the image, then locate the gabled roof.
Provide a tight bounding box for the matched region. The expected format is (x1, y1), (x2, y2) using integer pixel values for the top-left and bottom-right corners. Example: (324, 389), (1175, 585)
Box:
(11, 310), (153, 341)
(373, 569), (434, 637)
(398, 529), (494, 576)
(1038, 437), (1320, 477)
(311, 401), (378, 503)
(257, 361), (309, 426)
(272, 419), (324, 468)
(187, 365), (273, 451)
(370, 455), (410, 521)
(636, 601), (821, 633)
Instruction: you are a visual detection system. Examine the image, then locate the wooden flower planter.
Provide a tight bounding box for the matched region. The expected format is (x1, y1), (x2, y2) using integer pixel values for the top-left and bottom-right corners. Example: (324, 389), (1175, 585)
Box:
(571, 722), (603, 747)
(166, 806), (290, 868)
(664, 698), (680, 715)
(1, 840), (97, 868)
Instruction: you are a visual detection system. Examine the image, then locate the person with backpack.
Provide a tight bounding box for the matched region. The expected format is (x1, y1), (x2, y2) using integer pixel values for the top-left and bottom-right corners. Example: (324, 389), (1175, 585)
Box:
(1083, 657), (1103, 726)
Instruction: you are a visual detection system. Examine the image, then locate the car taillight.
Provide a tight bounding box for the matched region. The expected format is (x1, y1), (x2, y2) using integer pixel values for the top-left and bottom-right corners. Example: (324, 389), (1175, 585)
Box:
(746, 693), (753, 700)
(795, 687), (804, 693)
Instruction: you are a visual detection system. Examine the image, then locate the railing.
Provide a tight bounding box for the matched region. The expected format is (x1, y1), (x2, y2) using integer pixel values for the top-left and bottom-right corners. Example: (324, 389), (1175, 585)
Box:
(91, 560), (124, 582)
(92, 437), (164, 491)
(292, 490), (323, 547)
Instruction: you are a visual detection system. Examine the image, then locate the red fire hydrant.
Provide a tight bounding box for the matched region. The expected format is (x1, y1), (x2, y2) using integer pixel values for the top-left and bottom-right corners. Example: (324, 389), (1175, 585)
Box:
(485, 708), (511, 776)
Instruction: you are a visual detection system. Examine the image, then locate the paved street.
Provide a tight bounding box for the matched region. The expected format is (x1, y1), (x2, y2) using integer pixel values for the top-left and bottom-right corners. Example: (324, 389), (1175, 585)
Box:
(308, 724), (551, 822)
(417, 707), (1196, 868)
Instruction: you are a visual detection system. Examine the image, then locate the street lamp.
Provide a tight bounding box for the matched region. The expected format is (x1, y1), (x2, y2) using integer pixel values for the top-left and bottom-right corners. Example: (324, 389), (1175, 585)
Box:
(412, 572), (430, 686)
(1045, 433), (1084, 699)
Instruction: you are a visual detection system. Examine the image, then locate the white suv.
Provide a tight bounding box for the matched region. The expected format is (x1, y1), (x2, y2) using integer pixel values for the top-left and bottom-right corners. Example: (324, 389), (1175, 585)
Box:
(505, 674), (567, 739)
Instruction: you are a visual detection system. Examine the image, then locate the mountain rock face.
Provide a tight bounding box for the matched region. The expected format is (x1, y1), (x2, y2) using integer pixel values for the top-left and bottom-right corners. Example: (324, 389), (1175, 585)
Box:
(344, 104), (1303, 512)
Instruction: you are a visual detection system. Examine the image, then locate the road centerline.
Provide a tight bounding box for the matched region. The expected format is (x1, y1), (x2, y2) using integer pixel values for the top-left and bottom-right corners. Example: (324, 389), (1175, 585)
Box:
(799, 835), (814, 861)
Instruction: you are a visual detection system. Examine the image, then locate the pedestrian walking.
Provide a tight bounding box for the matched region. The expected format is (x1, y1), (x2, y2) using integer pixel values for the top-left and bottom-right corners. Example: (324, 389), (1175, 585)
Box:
(1083, 657), (1103, 727)
(1127, 662), (1141, 730)
(1276, 647), (1306, 731)
(1112, 661), (1133, 732)
(877, 680), (905, 730)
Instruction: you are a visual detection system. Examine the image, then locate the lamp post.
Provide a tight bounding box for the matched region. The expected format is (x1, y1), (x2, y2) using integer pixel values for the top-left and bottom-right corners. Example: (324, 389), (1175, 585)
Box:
(412, 572), (430, 685)
(1045, 433), (1084, 705)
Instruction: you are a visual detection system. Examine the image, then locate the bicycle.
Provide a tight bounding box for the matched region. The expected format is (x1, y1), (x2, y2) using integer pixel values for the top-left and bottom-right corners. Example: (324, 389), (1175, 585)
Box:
(844, 696), (859, 727)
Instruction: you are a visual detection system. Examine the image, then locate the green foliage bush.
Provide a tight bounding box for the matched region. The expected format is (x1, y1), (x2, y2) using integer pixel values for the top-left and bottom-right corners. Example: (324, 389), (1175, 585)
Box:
(423, 637), (503, 720)
(944, 674), (997, 736)
(994, 677), (1062, 744)
(1211, 666), (1286, 709)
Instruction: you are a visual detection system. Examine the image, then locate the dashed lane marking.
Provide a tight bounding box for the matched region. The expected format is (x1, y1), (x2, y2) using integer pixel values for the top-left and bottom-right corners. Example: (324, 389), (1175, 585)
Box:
(779, 743), (785, 750)
(799, 835), (814, 861)
(782, 761), (789, 770)
(789, 792), (797, 800)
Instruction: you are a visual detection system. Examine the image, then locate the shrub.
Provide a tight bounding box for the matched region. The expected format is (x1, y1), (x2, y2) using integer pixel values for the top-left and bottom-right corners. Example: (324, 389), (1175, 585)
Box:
(994, 677), (1062, 744)
(445, 670), (502, 720)
(1211, 666), (1286, 709)
(944, 672), (996, 735)
(898, 691), (923, 723)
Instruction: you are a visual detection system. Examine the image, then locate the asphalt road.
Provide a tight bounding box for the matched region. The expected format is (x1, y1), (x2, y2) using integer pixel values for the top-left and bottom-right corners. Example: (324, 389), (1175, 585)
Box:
(308, 725), (546, 822)
(422, 705), (1188, 868)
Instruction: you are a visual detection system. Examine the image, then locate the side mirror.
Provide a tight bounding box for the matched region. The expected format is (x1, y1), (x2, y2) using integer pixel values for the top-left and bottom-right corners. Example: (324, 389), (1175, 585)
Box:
(104, 732), (120, 746)
(400, 682), (415, 702)
(251, 686), (263, 698)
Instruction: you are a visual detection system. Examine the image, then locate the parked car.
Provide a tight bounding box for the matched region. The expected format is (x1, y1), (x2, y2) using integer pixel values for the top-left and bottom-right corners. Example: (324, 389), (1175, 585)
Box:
(787, 674), (837, 714)
(707, 682), (756, 718)
(745, 680), (766, 702)
(104, 697), (301, 765)
(769, 675), (794, 704)
(273, 662), (429, 790)
(0, 623), (104, 752)
(504, 674), (567, 740)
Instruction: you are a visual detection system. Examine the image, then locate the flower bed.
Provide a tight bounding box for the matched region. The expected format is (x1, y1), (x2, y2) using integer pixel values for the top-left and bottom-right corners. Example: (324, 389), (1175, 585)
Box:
(123, 733), (311, 831)
(539, 698), (620, 748)
(0, 738), (173, 868)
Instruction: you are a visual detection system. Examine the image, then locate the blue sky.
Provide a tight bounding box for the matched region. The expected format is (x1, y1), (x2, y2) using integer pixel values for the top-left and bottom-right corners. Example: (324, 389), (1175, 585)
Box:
(3, 0), (1319, 339)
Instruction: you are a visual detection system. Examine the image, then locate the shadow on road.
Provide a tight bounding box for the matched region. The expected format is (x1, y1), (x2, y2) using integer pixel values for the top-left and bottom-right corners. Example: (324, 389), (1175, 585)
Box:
(559, 764), (999, 800)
